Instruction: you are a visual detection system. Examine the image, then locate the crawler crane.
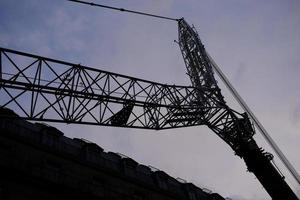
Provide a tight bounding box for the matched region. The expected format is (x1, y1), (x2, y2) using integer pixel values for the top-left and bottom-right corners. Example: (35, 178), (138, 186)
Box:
(0, 3), (299, 199)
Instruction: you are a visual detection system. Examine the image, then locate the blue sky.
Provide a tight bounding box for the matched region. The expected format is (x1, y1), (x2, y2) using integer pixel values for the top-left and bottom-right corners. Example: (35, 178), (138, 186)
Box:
(1, 0), (300, 199)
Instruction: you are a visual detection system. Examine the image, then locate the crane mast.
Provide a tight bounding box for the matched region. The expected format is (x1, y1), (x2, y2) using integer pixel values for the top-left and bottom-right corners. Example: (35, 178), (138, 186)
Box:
(0, 19), (298, 199)
(178, 18), (298, 199)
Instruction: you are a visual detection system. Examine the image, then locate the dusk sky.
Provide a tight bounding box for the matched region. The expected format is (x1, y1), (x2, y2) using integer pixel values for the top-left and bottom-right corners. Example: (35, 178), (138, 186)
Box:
(1, 0), (300, 199)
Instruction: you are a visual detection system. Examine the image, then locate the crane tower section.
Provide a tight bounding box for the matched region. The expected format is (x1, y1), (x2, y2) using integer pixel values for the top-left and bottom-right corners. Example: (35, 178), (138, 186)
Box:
(178, 19), (254, 153)
(178, 18), (298, 200)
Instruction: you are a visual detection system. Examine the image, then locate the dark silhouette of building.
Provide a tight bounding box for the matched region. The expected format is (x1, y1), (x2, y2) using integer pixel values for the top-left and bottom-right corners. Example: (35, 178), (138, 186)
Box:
(0, 108), (226, 200)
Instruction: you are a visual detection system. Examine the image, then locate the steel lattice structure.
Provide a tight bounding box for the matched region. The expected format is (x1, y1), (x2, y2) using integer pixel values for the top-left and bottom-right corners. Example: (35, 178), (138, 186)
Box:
(178, 19), (255, 153)
(0, 18), (298, 199)
(0, 47), (235, 130)
(177, 19), (298, 200)
(0, 46), (252, 151)
(0, 45), (254, 149)
(0, 47), (201, 129)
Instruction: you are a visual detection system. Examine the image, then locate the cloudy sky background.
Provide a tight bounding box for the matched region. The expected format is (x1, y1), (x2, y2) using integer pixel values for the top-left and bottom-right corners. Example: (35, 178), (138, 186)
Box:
(1, 0), (300, 199)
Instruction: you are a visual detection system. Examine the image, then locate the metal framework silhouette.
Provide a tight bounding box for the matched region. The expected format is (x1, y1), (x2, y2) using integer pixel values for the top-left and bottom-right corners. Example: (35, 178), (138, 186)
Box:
(0, 18), (298, 199)
(0, 46), (247, 139)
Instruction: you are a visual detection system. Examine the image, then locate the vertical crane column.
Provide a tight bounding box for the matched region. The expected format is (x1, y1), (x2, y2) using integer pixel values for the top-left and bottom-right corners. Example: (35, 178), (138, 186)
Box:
(239, 137), (298, 199)
(177, 18), (298, 200)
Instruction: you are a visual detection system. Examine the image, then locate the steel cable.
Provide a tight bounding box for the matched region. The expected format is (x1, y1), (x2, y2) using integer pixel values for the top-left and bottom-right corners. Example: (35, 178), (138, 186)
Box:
(68, 0), (179, 22)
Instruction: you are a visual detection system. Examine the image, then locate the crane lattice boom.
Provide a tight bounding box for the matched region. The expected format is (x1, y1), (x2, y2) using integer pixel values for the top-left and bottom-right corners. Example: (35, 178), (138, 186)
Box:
(0, 47), (234, 130)
(178, 18), (298, 200)
(0, 18), (298, 200)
